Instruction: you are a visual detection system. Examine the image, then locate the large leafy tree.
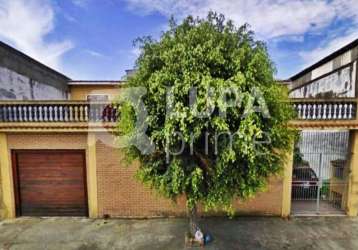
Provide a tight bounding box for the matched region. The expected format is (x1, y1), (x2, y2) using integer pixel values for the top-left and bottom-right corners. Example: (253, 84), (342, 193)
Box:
(117, 12), (295, 228)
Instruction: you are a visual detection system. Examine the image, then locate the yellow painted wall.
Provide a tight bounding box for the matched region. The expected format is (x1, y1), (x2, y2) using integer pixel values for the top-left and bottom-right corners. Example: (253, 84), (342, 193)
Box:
(0, 138), (2, 218)
(347, 130), (358, 216)
(0, 133), (15, 218)
(70, 85), (122, 100)
(281, 147), (294, 217)
(87, 133), (98, 218)
(0, 159), (2, 218)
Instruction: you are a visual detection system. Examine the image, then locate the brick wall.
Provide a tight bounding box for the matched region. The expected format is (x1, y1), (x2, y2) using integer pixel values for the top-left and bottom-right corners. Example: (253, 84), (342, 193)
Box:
(232, 177), (283, 215)
(96, 140), (187, 217)
(96, 139), (284, 218)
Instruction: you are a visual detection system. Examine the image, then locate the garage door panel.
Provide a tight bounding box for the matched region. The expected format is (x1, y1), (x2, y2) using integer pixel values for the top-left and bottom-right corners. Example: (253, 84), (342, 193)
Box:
(13, 150), (88, 217)
(20, 198), (87, 204)
(20, 194), (86, 203)
(18, 154), (83, 163)
(20, 198), (86, 207)
(20, 172), (84, 179)
(21, 206), (87, 217)
(19, 187), (86, 198)
(18, 164), (84, 169)
(18, 160), (84, 167)
(18, 161), (85, 168)
(19, 171), (85, 180)
(20, 180), (85, 187)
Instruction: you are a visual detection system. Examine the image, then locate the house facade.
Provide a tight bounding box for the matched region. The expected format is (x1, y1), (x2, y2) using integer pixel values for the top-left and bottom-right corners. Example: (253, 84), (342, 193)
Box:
(0, 40), (358, 219)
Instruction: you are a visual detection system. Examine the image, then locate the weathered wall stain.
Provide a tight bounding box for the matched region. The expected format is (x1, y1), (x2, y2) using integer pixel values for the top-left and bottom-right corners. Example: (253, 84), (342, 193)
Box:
(0, 66), (68, 100)
(0, 88), (16, 99)
(290, 63), (356, 98)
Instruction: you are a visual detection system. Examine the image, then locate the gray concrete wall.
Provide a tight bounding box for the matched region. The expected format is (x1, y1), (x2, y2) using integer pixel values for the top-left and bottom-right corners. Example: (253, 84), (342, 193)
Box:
(289, 62), (356, 98)
(0, 66), (68, 100)
(0, 42), (69, 100)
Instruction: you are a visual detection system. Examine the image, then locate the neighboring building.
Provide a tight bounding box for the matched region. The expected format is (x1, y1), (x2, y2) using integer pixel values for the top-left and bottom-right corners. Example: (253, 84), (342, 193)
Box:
(289, 40), (358, 98)
(1, 39), (358, 219)
(0, 41), (69, 100)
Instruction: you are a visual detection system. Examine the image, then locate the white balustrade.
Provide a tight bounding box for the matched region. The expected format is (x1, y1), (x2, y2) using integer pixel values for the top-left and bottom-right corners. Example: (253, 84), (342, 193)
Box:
(0, 103), (120, 123)
(292, 101), (356, 120)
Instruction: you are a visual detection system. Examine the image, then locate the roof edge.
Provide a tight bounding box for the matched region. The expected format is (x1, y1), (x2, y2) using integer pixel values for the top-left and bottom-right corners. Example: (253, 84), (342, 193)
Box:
(0, 41), (71, 80)
(290, 38), (358, 81)
(68, 80), (126, 86)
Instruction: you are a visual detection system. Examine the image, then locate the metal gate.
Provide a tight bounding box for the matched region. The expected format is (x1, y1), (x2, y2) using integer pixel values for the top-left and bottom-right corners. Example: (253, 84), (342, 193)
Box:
(291, 130), (350, 215)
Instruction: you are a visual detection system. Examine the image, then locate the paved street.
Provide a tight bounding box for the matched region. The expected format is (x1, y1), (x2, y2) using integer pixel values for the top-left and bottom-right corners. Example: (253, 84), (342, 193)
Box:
(0, 216), (357, 250)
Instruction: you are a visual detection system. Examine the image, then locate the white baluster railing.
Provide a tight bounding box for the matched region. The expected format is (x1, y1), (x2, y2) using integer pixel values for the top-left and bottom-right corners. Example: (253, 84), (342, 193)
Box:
(0, 102), (120, 123)
(292, 99), (356, 120)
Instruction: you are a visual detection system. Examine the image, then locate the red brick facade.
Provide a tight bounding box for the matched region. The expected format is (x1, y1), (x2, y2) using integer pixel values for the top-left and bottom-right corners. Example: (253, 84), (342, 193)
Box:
(96, 140), (284, 218)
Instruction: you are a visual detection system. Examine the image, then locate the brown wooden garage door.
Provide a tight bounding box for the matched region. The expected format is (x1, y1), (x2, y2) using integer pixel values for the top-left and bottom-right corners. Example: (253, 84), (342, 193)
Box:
(12, 150), (88, 217)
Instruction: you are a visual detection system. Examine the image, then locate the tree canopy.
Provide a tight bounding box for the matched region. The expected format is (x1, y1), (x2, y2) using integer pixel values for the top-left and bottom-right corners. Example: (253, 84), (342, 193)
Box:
(117, 12), (296, 214)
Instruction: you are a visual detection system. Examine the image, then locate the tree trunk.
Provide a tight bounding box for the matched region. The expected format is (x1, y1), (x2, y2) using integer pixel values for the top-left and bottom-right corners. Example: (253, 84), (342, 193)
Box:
(189, 205), (198, 236)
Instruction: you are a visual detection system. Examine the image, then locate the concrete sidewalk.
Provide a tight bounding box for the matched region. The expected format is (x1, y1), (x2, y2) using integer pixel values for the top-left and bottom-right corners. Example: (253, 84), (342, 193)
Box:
(0, 216), (357, 250)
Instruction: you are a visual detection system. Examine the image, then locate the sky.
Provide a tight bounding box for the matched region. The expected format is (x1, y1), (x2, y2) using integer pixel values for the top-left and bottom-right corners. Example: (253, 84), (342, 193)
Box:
(0, 0), (357, 80)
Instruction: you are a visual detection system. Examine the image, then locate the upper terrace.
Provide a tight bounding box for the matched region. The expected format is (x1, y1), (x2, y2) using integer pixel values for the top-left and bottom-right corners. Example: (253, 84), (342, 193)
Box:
(0, 39), (357, 131)
(0, 98), (357, 132)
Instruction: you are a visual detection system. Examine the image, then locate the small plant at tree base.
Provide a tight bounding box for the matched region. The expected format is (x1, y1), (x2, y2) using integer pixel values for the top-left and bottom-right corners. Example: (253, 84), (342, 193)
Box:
(116, 12), (296, 240)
